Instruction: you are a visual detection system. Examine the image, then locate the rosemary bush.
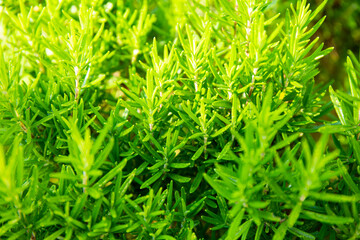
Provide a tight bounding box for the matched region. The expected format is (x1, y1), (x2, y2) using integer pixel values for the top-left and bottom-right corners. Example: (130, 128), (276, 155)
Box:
(0, 0), (360, 239)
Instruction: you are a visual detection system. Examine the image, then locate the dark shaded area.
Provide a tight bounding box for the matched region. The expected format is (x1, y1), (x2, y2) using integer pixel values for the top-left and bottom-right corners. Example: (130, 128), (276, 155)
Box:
(319, 0), (360, 88)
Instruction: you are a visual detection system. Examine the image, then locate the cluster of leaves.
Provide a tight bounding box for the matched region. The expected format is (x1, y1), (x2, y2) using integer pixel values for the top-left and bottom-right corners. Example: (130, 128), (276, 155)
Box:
(1, 0), (360, 239)
(274, 0), (360, 87)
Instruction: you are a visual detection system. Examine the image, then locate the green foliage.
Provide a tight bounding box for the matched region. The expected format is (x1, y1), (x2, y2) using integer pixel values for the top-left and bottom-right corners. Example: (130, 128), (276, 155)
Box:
(0, 0), (359, 239)
(274, 0), (360, 88)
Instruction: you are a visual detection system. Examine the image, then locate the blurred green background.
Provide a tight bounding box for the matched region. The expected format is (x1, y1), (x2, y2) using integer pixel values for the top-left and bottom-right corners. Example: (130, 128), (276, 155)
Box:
(316, 0), (360, 88)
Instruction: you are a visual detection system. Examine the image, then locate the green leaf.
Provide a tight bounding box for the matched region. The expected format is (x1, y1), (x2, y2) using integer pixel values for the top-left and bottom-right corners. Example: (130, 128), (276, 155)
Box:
(43, 228), (66, 240)
(217, 142), (232, 160)
(309, 192), (360, 203)
(337, 159), (360, 194)
(211, 124), (232, 138)
(190, 168), (204, 193)
(204, 174), (233, 200)
(181, 103), (201, 126)
(169, 163), (191, 169)
(329, 86), (347, 125)
(95, 159), (127, 188)
(288, 227), (315, 240)
(140, 171), (163, 189)
(0, 46), (8, 89)
(157, 236), (177, 240)
(169, 173), (191, 183)
(303, 210), (354, 225)
(192, 145), (204, 161)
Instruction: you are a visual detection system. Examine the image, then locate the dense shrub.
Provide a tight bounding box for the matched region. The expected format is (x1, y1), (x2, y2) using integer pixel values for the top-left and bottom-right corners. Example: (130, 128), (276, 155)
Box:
(1, 0), (360, 239)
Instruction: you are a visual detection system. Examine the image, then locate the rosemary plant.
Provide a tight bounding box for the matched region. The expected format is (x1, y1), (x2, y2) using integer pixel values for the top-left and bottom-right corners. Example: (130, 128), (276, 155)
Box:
(0, 0), (359, 239)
